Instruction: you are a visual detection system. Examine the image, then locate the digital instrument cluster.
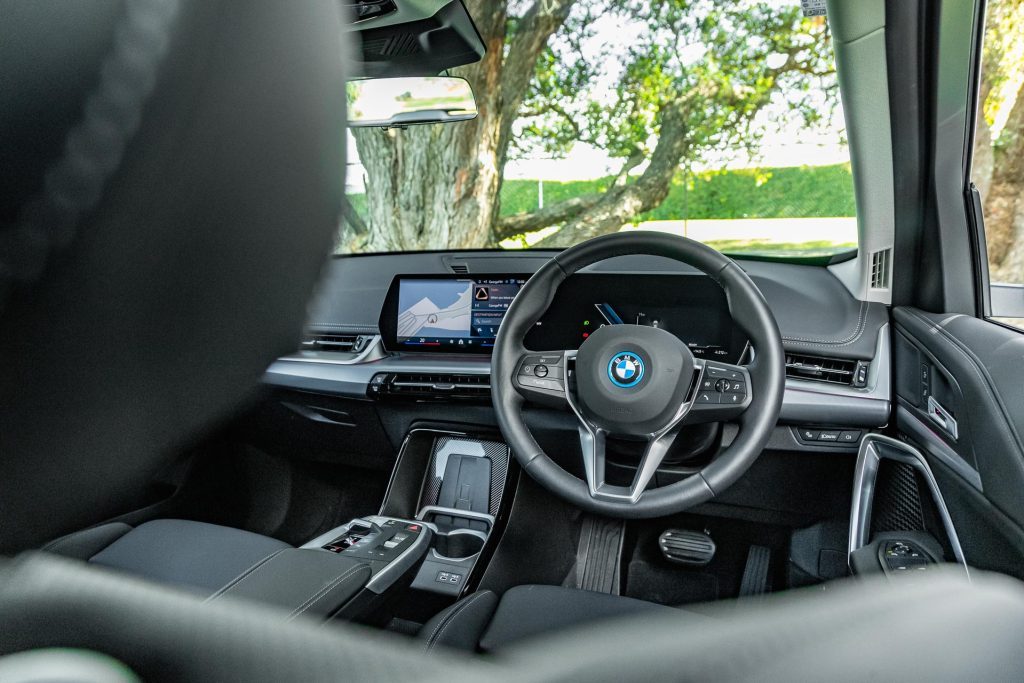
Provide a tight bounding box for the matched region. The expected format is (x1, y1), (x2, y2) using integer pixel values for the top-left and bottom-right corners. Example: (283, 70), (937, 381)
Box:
(380, 273), (747, 362)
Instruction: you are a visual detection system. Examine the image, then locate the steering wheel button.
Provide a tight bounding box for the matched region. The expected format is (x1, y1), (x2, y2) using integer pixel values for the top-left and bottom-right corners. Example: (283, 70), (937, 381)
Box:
(695, 391), (720, 404)
(520, 364), (535, 375)
(535, 365), (549, 377)
(723, 392), (743, 404)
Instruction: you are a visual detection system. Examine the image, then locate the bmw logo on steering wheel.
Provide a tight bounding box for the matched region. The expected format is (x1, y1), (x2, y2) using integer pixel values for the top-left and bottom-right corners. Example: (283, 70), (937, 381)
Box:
(607, 351), (645, 388)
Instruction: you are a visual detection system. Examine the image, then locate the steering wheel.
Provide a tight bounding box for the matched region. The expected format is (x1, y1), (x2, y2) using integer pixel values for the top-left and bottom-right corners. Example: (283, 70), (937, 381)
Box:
(491, 231), (785, 518)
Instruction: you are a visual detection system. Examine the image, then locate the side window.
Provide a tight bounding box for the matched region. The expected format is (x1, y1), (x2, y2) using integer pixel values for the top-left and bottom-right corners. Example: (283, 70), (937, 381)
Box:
(974, 0), (1024, 329)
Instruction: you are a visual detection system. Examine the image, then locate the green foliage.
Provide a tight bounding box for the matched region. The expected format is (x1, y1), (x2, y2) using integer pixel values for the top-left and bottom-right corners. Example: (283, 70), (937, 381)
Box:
(513, 0), (839, 166)
(498, 163), (856, 219)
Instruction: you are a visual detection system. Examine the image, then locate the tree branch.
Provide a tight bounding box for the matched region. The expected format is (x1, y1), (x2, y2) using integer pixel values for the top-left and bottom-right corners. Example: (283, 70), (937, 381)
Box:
(500, 0), (577, 133)
(340, 196), (368, 235)
(533, 102), (690, 247)
(494, 193), (605, 239)
(493, 151), (645, 240)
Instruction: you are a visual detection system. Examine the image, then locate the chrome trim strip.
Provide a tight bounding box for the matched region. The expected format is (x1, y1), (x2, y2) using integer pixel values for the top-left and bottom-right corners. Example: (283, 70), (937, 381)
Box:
(278, 335), (386, 365)
(849, 434), (969, 576)
(263, 327), (892, 426)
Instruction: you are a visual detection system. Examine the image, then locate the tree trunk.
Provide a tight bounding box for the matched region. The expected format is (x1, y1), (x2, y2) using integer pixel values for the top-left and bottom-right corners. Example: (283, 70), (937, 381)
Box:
(984, 80), (1024, 281)
(345, 0), (575, 252)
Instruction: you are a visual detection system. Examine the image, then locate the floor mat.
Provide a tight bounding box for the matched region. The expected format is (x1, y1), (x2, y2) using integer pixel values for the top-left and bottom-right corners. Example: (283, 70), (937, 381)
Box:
(625, 557), (719, 605)
(623, 513), (791, 606)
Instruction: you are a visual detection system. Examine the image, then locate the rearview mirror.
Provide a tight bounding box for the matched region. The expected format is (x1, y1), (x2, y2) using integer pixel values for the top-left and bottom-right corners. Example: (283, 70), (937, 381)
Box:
(346, 76), (478, 128)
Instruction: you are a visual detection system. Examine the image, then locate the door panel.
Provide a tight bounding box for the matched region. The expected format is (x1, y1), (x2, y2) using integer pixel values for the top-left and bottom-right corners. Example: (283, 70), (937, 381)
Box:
(893, 306), (1024, 577)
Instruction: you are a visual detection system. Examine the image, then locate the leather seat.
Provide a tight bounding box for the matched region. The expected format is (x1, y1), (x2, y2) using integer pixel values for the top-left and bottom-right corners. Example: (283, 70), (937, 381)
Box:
(43, 519), (291, 597)
(419, 584), (708, 653)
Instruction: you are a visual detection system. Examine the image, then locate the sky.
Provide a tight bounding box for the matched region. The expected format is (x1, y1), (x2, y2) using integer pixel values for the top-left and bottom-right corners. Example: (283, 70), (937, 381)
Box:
(347, 1), (848, 191)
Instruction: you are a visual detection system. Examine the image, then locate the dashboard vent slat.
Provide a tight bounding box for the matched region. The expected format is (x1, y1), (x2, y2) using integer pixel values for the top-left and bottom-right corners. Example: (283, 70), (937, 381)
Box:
(369, 373), (490, 401)
(785, 353), (859, 386)
(301, 332), (372, 354)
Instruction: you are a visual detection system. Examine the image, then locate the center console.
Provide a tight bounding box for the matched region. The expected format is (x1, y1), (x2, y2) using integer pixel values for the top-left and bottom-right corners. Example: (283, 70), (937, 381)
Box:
(211, 427), (513, 625)
(213, 515), (431, 622)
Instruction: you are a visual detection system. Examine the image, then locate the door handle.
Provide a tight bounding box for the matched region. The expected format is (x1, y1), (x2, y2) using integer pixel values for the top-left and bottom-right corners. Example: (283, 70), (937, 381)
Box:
(926, 396), (958, 440)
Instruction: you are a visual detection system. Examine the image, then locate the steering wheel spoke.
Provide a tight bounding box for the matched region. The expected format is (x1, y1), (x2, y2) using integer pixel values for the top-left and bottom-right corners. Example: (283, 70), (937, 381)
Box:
(511, 350), (571, 408)
(564, 348), (692, 503)
(572, 410), (686, 504)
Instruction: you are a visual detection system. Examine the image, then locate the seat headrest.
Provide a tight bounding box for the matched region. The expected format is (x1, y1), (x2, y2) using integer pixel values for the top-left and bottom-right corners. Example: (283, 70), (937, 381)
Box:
(0, 0), (348, 552)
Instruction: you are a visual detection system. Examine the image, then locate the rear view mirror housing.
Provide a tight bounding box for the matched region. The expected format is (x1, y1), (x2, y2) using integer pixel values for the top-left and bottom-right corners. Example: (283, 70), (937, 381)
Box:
(346, 76), (478, 128)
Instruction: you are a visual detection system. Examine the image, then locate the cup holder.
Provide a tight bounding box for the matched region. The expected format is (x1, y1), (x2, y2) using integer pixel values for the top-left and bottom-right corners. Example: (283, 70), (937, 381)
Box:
(433, 529), (485, 560)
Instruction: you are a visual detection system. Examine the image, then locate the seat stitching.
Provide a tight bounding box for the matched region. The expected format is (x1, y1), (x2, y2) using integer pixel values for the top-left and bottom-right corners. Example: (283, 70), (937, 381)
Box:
(425, 591), (489, 653)
(206, 549), (288, 602)
(287, 565), (367, 619)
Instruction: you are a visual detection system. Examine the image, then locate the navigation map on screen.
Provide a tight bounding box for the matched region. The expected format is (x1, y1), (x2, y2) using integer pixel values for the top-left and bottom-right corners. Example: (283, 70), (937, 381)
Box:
(395, 277), (525, 349)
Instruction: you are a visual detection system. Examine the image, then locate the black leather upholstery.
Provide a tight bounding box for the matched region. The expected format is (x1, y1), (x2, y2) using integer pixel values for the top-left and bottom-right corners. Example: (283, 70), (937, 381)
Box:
(420, 590), (499, 653)
(211, 549), (372, 621)
(420, 585), (700, 653)
(45, 519), (291, 597)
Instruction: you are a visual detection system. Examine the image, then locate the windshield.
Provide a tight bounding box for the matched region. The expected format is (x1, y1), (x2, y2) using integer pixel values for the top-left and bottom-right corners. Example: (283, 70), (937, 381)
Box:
(339, 1), (856, 261)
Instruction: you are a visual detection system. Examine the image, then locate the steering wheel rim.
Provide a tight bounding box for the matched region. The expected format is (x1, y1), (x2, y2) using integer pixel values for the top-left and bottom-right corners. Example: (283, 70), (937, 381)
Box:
(491, 231), (785, 519)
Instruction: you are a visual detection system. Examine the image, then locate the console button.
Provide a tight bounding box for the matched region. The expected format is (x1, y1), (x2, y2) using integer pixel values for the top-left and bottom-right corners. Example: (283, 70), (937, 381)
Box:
(705, 364), (743, 380)
(721, 392), (744, 405)
(518, 376), (563, 391)
(817, 430), (841, 442)
(838, 430), (861, 444)
(798, 428), (819, 441)
(715, 379), (746, 394)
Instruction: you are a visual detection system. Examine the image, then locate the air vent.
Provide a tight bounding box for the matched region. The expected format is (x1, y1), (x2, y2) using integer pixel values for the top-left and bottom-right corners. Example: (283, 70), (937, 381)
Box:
(449, 263), (470, 274)
(369, 373), (490, 401)
(870, 249), (891, 289)
(362, 33), (421, 59)
(301, 333), (372, 354)
(785, 353), (860, 386)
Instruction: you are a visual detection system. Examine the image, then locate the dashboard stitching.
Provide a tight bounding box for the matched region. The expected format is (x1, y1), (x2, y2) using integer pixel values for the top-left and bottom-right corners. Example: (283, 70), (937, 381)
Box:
(308, 323), (379, 331)
(781, 301), (869, 346)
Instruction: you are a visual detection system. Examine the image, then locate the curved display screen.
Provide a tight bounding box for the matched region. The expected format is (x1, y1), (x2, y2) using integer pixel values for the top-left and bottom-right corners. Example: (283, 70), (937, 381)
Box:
(380, 273), (747, 362)
(391, 276), (526, 351)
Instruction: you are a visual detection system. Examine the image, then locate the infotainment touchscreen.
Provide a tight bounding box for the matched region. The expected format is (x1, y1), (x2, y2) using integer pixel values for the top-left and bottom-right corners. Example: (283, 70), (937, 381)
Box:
(392, 276), (527, 350)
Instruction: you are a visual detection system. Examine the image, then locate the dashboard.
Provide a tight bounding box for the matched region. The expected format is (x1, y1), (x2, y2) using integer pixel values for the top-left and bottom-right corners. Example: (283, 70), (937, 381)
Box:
(266, 250), (893, 431)
(380, 273), (747, 363)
